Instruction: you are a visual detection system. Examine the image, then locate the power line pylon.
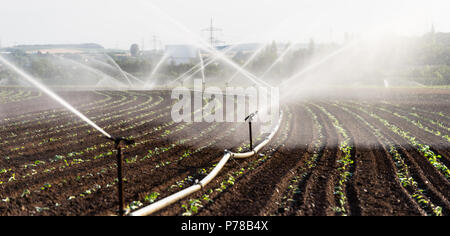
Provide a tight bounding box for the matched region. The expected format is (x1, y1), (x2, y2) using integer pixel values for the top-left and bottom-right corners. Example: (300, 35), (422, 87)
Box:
(202, 18), (222, 48)
(152, 34), (160, 51)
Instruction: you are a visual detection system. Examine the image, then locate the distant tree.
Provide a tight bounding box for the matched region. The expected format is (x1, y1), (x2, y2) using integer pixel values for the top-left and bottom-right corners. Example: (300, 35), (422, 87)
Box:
(232, 51), (246, 65)
(130, 44), (140, 57)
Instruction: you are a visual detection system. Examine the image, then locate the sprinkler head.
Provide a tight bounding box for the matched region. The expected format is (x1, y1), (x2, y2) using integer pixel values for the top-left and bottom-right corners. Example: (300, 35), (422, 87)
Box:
(245, 111), (258, 122)
(107, 136), (135, 148)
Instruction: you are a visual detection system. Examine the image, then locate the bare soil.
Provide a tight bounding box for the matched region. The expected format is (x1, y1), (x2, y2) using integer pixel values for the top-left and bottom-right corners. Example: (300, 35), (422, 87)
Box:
(0, 87), (448, 216)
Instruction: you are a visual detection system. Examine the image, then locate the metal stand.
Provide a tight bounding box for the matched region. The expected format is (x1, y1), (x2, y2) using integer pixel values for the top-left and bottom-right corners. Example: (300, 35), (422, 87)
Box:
(249, 121), (253, 150)
(116, 145), (125, 216)
(245, 111), (258, 151)
(109, 137), (135, 216)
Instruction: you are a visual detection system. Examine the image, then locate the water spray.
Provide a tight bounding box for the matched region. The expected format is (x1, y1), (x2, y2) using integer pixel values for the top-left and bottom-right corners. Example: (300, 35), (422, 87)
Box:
(56, 55), (130, 89)
(82, 54), (145, 86)
(0, 55), (139, 216)
(138, 0), (271, 88)
(259, 43), (294, 80)
(103, 53), (134, 87)
(0, 55), (112, 139)
(146, 53), (170, 88)
(226, 43), (268, 84)
(198, 51), (206, 93)
(168, 62), (202, 87)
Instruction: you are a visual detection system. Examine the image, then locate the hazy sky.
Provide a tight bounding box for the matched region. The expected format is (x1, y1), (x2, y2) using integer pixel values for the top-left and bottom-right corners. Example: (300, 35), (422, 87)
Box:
(0, 0), (448, 49)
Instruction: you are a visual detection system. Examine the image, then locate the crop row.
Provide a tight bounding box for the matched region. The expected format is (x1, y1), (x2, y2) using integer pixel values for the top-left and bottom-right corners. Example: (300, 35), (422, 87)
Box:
(275, 105), (325, 215)
(34, 121), (221, 213)
(350, 104), (450, 179)
(380, 102), (450, 132)
(4, 93), (161, 150)
(0, 92), (158, 148)
(124, 122), (237, 212)
(0, 106), (170, 183)
(0, 89), (27, 100)
(1, 90), (130, 134)
(408, 112), (450, 132)
(381, 101), (449, 121)
(0, 90), (114, 131)
(0, 115), (214, 212)
(169, 107), (292, 216)
(0, 90), (163, 133)
(312, 103), (354, 216)
(0, 89), (42, 104)
(0, 97), (218, 191)
(4, 100), (224, 214)
(2, 95), (167, 159)
(335, 103), (443, 216)
(358, 102), (450, 143)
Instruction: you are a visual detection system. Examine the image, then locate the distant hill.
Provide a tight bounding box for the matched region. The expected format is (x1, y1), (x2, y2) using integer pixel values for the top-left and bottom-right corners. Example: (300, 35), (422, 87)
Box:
(13, 43), (104, 50)
(2, 43), (105, 54)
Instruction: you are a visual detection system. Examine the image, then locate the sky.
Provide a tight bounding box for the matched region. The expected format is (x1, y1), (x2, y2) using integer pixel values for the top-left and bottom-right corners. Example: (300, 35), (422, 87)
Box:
(0, 0), (448, 49)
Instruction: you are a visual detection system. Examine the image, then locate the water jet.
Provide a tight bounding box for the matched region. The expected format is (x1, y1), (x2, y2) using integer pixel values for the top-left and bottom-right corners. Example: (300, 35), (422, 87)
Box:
(0, 55), (112, 139)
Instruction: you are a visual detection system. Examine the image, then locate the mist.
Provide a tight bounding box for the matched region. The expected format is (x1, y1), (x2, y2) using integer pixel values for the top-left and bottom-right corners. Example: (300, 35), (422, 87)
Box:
(0, 1), (449, 217)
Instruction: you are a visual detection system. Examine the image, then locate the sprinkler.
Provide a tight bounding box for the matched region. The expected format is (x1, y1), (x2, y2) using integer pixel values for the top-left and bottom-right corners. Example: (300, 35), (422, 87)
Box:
(245, 111), (258, 150)
(107, 136), (135, 216)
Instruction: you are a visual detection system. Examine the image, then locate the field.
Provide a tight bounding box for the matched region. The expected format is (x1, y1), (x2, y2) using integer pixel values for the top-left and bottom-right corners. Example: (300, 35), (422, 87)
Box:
(0, 87), (449, 216)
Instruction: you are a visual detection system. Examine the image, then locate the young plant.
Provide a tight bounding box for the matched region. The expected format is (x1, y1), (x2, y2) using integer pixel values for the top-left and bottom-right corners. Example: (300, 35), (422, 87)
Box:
(181, 199), (203, 216)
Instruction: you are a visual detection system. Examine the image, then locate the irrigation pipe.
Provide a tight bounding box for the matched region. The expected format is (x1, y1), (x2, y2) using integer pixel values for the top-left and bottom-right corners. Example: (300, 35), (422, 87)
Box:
(130, 112), (284, 216)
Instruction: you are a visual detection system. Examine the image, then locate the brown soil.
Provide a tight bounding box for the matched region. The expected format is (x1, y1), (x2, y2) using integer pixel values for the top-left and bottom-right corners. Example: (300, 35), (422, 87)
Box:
(0, 87), (448, 216)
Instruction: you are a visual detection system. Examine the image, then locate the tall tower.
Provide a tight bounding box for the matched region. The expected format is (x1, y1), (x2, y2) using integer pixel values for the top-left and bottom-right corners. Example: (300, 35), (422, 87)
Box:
(202, 18), (222, 48)
(152, 34), (160, 51)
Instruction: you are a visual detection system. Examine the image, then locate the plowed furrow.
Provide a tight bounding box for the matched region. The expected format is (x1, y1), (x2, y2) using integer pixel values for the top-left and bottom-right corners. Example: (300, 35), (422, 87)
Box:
(326, 103), (424, 215)
(342, 104), (450, 215)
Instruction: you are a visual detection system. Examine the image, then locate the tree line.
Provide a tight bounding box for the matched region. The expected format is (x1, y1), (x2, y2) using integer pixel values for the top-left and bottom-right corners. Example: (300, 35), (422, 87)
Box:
(1, 32), (450, 86)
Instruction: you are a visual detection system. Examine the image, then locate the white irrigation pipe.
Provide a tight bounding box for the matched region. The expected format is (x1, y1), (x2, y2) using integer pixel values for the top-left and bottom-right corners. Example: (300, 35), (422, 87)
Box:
(130, 112), (284, 216)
